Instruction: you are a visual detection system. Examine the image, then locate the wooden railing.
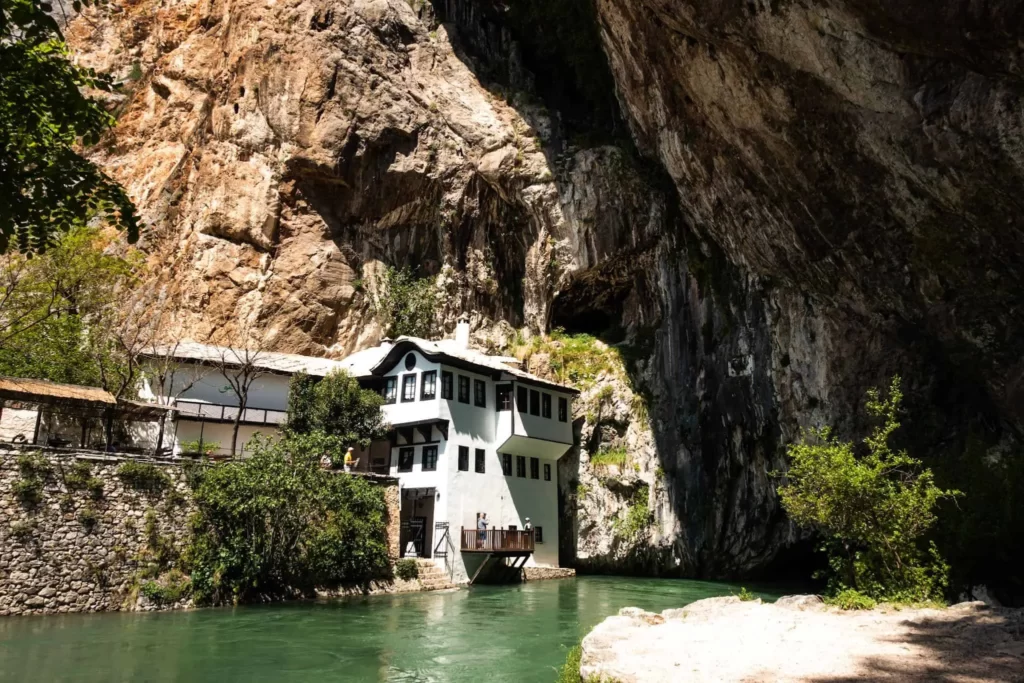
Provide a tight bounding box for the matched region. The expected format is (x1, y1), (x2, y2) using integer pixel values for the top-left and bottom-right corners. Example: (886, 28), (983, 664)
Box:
(461, 528), (535, 553)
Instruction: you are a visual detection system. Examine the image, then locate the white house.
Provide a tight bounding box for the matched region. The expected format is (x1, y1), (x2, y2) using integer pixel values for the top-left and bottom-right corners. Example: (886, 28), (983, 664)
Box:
(141, 320), (578, 584)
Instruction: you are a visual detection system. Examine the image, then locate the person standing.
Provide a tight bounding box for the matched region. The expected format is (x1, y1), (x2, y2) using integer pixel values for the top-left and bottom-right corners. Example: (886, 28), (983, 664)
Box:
(343, 447), (355, 472)
(477, 512), (489, 549)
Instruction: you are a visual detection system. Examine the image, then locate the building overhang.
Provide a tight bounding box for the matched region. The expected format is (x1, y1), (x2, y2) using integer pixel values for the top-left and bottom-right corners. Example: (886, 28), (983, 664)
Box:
(496, 434), (572, 459)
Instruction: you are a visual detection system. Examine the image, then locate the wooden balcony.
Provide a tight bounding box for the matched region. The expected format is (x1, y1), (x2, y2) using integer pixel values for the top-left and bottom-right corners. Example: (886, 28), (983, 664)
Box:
(461, 528), (534, 554)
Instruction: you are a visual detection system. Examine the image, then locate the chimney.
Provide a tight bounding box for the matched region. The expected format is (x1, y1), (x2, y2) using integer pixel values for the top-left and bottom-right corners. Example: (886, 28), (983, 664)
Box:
(455, 314), (470, 349)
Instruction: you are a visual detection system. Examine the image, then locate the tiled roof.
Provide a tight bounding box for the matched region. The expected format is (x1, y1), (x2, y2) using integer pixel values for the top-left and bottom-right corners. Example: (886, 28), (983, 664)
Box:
(0, 376), (116, 404)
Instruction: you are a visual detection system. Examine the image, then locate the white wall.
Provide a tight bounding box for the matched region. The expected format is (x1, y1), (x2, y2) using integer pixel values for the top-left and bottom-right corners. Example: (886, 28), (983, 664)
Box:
(512, 383), (573, 444)
(0, 407), (38, 442)
(171, 421), (276, 458)
(141, 361), (293, 411)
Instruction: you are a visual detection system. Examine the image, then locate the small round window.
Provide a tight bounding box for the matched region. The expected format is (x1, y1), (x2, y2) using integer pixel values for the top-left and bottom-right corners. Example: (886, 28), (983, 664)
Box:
(404, 353), (416, 371)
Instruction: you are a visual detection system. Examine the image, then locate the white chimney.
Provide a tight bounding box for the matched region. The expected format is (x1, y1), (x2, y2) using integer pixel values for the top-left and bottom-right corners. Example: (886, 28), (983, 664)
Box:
(455, 314), (470, 349)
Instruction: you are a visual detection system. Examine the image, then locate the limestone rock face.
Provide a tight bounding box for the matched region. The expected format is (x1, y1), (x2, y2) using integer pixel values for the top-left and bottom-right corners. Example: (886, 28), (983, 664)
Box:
(67, 0), (1024, 589)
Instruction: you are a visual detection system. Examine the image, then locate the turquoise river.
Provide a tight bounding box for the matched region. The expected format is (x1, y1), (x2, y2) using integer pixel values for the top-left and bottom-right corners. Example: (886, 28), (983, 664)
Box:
(0, 576), (775, 682)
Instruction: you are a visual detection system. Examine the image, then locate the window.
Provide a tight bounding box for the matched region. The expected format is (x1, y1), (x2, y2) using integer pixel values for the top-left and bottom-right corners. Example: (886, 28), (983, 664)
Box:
(475, 448), (485, 473)
(558, 397), (568, 422)
(398, 447), (414, 472)
(421, 370), (437, 400)
(458, 375), (470, 403)
(517, 386), (528, 412)
(516, 456), (526, 478)
(497, 385), (512, 411)
(502, 453), (512, 476)
(383, 377), (397, 404)
(404, 353), (416, 371)
(535, 526), (544, 543)
(530, 457), (539, 479)
(422, 445), (438, 471)
(544, 463), (551, 481)
(529, 390), (540, 416)
(401, 374), (416, 402)
(474, 379), (486, 408)
(458, 445), (469, 471)
(542, 393), (551, 418)
(441, 371), (453, 400)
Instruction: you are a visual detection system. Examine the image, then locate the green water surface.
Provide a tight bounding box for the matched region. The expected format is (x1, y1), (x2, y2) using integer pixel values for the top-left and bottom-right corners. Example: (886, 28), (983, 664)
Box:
(0, 576), (767, 682)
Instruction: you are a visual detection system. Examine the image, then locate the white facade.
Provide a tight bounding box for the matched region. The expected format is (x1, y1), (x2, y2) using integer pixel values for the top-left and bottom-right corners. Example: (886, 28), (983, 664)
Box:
(376, 344), (574, 583)
(139, 360), (292, 458)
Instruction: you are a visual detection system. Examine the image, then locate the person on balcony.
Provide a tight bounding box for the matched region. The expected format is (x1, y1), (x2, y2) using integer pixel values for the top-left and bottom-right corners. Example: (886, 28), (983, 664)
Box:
(524, 518), (532, 531)
(477, 512), (489, 547)
(344, 447), (355, 472)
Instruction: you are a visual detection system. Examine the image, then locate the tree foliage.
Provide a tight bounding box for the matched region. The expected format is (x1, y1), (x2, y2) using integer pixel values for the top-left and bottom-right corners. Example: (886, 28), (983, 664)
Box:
(779, 377), (961, 603)
(0, 226), (141, 388)
(0, 0), (139, 252)
(371, 266), (439, 338)
(285, 370), (389, 463)
(183, 436), (392, 605)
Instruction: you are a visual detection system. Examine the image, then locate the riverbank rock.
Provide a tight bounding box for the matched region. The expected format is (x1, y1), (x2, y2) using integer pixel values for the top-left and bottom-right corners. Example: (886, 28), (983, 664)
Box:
(580, 596), (1024, 682)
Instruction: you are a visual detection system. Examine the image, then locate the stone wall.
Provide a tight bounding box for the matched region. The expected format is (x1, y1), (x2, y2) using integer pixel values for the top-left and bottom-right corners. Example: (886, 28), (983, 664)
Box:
(0, 450), (193, 616)
(0, 450), (402, 616)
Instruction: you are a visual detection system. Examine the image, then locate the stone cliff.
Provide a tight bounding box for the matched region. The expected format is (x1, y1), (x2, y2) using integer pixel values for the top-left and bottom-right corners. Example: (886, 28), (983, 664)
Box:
(67, 0), (1024, 597)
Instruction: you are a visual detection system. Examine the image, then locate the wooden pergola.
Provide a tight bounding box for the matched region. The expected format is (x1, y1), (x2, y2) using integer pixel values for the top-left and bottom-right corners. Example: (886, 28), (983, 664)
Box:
(0, 376), (173, 454)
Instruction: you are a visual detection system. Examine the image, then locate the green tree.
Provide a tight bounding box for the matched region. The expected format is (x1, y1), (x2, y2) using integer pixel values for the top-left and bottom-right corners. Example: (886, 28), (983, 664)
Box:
(183, 435), (392, 604)
(1, 0), (139, 252)
(0, 225), (140, 389)
(371, 266), (439, 338)
(284, 370), (389, 464)
(778, 376), (960, 603)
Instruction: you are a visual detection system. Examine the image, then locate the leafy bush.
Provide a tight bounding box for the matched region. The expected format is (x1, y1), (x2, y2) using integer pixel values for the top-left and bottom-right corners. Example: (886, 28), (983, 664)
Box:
(17, 452), (52, 479)
(395, 559), (419, 581)
(736, 587), (756, 602)
(11, 478), (43, 506)
(779, 377), (960, 604)
(371, 266), (439, 338)
(9, 520), (35, 543)
(139, 570), (191, 605)
(85, 477), (105, 500)
(78, 505), (99, 531)
(117, 461), (171, 492)
(64, 461), (93, 490)
(179, 440), (219, 457)
(510, 328), (623, 388)
(183, 436), (392, 605)
(611, 484), (650, 541)
(825, 589), (877, 611)
(590, 447), (627, 468)
(285, 370), (388, 464)
(557, 645), (583, 683)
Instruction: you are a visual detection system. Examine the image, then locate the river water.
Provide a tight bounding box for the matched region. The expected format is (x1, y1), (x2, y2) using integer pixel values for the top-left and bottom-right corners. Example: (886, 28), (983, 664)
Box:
(0, 576), (771, 682)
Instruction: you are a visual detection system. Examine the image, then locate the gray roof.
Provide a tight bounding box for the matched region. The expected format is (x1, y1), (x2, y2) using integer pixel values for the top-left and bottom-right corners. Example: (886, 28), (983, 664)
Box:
(144, 338), (576, 393)
(144, 341), (344, 377)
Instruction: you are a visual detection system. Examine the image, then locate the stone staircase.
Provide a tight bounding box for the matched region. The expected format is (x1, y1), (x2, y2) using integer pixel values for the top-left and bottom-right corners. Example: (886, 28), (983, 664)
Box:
(414, 559), (458, 591)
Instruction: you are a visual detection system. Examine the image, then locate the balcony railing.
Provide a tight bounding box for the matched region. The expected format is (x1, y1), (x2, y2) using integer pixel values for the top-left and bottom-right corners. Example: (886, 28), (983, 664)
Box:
(461, 528), (535, 553)
(174, 400), (287, 426)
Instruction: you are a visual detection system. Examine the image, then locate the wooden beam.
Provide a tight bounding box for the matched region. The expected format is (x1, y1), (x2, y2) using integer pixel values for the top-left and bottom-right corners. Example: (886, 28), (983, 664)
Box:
(436, 420), (448, 440)
(416, 424), (433, 442)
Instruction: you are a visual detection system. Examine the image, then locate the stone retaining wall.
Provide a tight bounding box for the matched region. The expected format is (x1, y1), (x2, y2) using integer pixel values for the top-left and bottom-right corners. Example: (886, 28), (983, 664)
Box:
(0, 450), (193, 616)
(0, 449), (401, 616)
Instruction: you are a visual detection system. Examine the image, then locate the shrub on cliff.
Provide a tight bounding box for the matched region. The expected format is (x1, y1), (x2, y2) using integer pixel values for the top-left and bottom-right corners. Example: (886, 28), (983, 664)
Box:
(183, 435), (391, 605)
(371, 266), (439, 338)
(779, 376), (960, 604)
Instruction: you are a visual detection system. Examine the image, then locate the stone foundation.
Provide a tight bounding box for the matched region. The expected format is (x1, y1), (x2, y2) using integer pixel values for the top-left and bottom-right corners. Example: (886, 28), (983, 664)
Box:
(523, 567), (576, 581)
